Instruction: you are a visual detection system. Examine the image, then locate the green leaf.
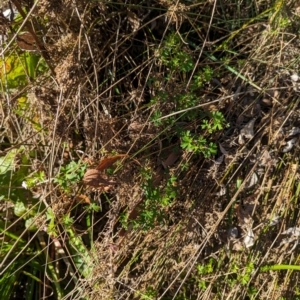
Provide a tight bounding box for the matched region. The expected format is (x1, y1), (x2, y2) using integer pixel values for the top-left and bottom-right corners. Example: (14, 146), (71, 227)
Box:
(25, 217), (38, 231)
(0, 149), (18, 174)
(14, 200), (27, 217)
(0, 52), (41, 90)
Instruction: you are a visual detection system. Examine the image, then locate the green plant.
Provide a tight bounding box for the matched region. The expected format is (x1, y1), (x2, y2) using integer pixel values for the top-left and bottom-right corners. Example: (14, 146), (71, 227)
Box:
(135, 183), (162, 230)
(23, 170), (46, 189)
(159, 33), (194, 72)
(179, 110), (227, 157)
(237, 262), (254, 286)
(180, 161), (190, 171)
(151, 109), (163, 126)
(260, 264), (300, 272)
(191, 66), (214, 90)
(54, 161), (87, 193)
(197, 258), (215, 275)
(0, 147), (36, 204)
(0, 52), (41, 90)
(180, 130), (217, 158)
(161, 175), (177, 206)
(135, 287), (157, 300)
(120, 211), (129, 230)
(66, 226), (93, 278)
(247, 285), (258, 298)
(196, 258), (216, 290)
(129, 168), (177, 231)
(201, 111), (228, 133)
(14, 96), (45, 132)
(174, 92), (198, 110)
(46, 206), (93, 279)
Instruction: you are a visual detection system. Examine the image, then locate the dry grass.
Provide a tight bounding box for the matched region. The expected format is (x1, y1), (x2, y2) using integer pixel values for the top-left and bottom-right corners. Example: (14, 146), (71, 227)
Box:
(1, 0), (300, 299)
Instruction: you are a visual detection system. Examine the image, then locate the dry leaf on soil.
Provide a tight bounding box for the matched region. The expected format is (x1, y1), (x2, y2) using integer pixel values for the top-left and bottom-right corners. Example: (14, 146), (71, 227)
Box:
(288, 127), (300, 137)
(244, 228), (255, 248)
(291, 73), (299, 82)
(282, 138), (297, 153)
(219, 143), (229, 155)
(228, 226), (239, 239)
(281, 227), (300, 237)
(215, 184), (226, 196)
(245, 172), (258, 189)
(238, 118), (256, 144)
(96, 154), (127, 172)
(82, 169), (117, 187)
(214, 155), (224, 165)
(83, 155), (127, 188)
(161, 151), (180, 169)
(16, 31), (38, 51)
(267, 214), (280, 226)
(75, 194), (91, 204)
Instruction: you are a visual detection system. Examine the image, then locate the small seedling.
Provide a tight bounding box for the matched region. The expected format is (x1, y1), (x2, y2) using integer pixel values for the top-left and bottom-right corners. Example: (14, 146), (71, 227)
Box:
(54, 161), (87, 193)
(127, 168), (178, 231)
(180, 130), (217, 158)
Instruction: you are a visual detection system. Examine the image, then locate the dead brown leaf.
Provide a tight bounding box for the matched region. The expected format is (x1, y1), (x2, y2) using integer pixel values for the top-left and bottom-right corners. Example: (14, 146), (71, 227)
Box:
(75, 194), (91, 204)
(16, 31), (38, 51)
(83, 154), (127, 188)
(82, 169), (116, 187)
(162, 151), (180, 169)
(96, 154), (127, 172)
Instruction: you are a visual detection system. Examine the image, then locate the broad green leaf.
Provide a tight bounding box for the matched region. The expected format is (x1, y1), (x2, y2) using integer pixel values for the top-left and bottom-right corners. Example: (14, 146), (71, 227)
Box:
(25, 217), (38, 231)
(0, 149), (18, 174)
(68, 228), (93, 278)
(0, 52), (40, 90)
(14, 200), (27, 217)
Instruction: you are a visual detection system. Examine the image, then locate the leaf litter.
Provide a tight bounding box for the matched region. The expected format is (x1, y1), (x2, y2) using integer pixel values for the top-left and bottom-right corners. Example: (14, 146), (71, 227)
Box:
(83, 154), (127, 189)
(3, 0), (300, 298)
